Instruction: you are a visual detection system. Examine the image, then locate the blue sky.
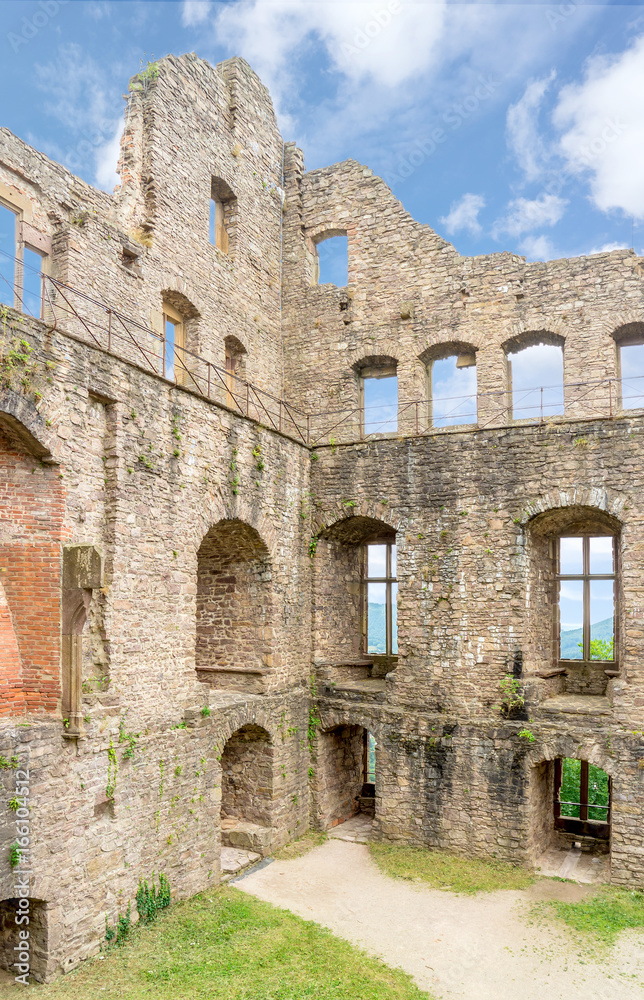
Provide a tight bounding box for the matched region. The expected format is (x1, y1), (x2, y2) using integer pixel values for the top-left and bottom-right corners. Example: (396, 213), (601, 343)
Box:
(2, 0), (644, 264)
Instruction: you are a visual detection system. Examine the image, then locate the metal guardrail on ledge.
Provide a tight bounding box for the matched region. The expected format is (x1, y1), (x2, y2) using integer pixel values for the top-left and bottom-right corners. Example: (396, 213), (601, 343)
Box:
(1, 248), (642, 447)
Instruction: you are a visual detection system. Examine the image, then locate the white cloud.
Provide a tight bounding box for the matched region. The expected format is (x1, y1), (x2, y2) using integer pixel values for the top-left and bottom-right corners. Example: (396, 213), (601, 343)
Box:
(439, 193), (485, 236)
(181, 1), (211, 27)
(493, 193), (567, 239)
(506, 71), (555, 183)
(553, 33), (644, 219)
(519, 235), (559, 261)
(586, 241), (629, 255)
(213, 1), (447, 98)
(95, 120), (123, 192)
(34, 44), (122, 182)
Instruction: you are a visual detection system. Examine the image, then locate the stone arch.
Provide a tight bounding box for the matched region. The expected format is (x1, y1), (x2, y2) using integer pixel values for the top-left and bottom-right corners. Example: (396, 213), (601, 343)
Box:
(194, 499), (278, 564)
(195, 518), (274, 694)
(219, 723), (275, 855)
(313, 513), (399, 672)
(418, 339), (479, 366)
(519, 492), (626, 529)
(526, 741), (614, 866)
(523, 503), (622, 693)
(0, 387), (58, 463)
(349, 350), (399, 376)
(313, 705), (383, 831)
(611, 321), (644, 347)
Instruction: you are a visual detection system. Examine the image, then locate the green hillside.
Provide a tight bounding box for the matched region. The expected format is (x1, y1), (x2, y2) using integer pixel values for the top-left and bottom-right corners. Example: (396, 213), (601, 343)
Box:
(560, 617), (613, 659)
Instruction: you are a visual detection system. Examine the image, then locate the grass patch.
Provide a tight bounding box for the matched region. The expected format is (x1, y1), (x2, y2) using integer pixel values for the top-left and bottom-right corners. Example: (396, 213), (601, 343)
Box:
(369, 843), (536, 894)
(537, 886), (644, 948)
(273, 830), (328, 860)
(11, 887), (431, 1000)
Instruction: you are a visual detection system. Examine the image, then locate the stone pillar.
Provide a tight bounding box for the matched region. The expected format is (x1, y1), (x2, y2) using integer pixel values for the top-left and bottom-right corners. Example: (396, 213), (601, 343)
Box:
(61, 546), (102, 739)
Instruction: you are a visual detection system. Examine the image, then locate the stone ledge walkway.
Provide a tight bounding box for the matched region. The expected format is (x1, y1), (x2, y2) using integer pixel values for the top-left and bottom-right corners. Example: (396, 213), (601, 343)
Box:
(237, 838), (644, 1000)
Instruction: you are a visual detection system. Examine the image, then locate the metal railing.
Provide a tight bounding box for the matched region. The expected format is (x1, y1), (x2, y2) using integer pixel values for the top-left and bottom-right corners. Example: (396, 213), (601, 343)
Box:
(0, 249), (309, 444)
(1, 248), (642, 447)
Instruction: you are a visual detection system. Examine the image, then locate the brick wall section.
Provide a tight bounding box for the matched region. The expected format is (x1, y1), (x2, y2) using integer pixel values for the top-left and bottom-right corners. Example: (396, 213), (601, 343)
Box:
(0, 428), (63, 715)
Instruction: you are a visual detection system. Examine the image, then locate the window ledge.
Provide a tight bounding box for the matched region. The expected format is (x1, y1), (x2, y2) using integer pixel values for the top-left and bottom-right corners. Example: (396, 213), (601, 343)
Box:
(539, 694), (612, 717)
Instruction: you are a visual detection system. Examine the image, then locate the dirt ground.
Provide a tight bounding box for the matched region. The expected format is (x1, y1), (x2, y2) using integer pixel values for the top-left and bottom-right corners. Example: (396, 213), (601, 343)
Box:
(237, 838), (644, 1000)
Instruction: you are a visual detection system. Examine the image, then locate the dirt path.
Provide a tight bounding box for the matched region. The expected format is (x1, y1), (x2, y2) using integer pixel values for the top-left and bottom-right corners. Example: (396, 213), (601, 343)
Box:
(236, 839), (644, 1000)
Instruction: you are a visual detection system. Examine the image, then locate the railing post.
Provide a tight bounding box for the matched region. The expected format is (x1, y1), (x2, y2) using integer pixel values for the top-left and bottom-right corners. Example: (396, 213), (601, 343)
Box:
(107, 309), (112, 354)
(207, 362), (211, 399)
(307, 413), (310, 446)
(246, 382), (250, 417)
(279, 400), (283, 432)
(540, 386), (543, 423)
(609, 378), (613, 417)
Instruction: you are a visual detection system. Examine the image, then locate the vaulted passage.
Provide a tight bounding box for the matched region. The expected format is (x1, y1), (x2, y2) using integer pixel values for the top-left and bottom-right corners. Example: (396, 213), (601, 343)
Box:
(313, 725), (376, 830)
(220, 725), (274, 856)
(196, 519), (272, 693)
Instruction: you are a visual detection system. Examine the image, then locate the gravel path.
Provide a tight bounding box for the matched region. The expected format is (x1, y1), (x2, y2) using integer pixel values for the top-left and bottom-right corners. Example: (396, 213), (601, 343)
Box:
(237, 838), (644, 1000)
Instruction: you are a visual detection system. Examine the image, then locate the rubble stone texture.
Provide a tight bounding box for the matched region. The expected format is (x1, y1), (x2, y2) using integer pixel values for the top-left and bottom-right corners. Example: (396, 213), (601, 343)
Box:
(0, 52), (643, 979)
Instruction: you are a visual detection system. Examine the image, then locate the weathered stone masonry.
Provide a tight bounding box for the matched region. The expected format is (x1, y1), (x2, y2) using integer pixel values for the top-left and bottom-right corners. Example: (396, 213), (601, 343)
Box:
(0, 50), (643, 979)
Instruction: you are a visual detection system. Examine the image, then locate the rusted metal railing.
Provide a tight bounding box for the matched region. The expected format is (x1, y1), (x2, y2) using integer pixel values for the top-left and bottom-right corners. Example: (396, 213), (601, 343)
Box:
(1, 247), (642, 448)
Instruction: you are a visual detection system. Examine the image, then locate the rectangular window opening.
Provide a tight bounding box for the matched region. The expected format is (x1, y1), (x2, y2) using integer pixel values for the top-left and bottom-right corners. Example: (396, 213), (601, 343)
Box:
(431, 354), (477, 427)
(620, 343), (644, 410)
(0, 202), (17, 309)
(364, 539), (397, 657)
(362, 369), (397, 435)
(162, 303), (186, 383)
(555, 757), (610, 833)
(509, 343), (564, 421)
(209, 195), (229, 252)
(557, 535), (615, 663)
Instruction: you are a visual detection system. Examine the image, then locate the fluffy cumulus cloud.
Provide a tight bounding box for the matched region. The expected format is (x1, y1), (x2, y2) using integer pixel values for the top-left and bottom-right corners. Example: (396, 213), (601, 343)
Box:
(34, 43), (123, 188)
(439, 193), (485, 236)
(519, 234), (559, 261)
(553, 32), (644, 218)
(493, 193), (567, 239)
(210, 0), (447, 94)
(506, 71), (555, 183)
(181, 1), (211, 27)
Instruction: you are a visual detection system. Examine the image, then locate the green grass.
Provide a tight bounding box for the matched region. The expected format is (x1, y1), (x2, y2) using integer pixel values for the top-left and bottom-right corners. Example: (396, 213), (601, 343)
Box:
(272, 830), (328, 860)
(369, 842), (536, 894)
(13, 888), (431, 1000)
(538, 886), (644, 948)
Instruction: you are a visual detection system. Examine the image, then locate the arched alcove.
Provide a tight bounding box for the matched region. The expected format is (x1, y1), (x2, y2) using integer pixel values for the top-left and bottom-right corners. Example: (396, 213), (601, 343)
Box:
(220, 724), (274, 855)
(196, 519), (273, 694)
(314, 515), (398, 683)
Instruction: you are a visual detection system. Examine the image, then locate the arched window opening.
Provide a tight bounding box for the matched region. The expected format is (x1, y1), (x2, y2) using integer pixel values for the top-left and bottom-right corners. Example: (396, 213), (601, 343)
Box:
(220, 725), (274, 856)
(526, 507), (620, 700)
(312, 724), (375, 834)
(196, 520), (272, 694)
(615, 323), (644, 410)
(507, 341), (564, 421)
(428, 350), (477, 428)
(313, 230), (348, 286)
(209, 177), (237, 253)
(363, 534), (397, 657)
(360, 359), (398, 435)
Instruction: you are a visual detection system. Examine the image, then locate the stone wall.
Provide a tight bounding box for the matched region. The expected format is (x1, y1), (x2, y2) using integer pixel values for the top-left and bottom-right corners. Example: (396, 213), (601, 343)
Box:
(1, 47), (644, 982)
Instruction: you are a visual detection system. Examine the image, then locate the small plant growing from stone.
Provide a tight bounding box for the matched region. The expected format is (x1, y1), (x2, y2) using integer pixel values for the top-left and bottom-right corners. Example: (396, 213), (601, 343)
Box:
(104, 904), (131, 947)
(8, 797), (21, 812)
(518, 729), (536, 742)
(495, 675), (525, 717)
(200, 706), (211, 717)
(135, 873), (170, 925)
(9, 842), (23, 869)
